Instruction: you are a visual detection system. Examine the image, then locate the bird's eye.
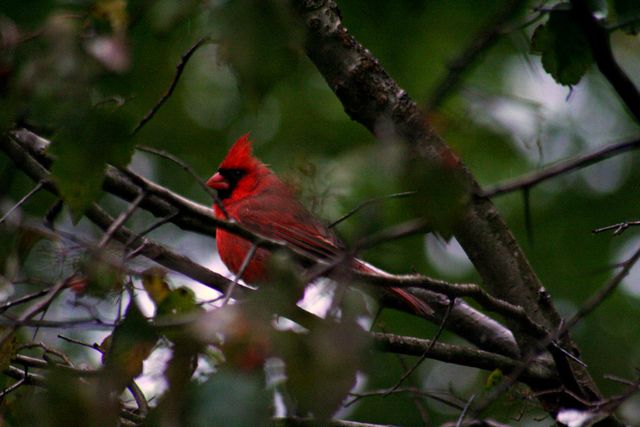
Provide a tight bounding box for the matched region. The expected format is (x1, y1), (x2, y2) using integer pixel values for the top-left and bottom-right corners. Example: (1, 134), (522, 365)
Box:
(219, 168), (246, 183)
(230, 169), (245, 179)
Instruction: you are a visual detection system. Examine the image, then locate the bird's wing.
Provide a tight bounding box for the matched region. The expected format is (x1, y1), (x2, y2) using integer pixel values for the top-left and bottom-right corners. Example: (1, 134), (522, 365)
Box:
(236, 198), (344, 262)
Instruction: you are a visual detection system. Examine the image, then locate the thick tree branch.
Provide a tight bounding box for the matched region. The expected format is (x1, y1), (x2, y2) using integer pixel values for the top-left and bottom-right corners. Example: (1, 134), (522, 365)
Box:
(358, 272), (548, 340)
(294, 0), (559, 347)
(371, 332), (554, 384)
(293, 0), (608, 417)
(4, 127), (601, 412)
(0, 131), (238, 295)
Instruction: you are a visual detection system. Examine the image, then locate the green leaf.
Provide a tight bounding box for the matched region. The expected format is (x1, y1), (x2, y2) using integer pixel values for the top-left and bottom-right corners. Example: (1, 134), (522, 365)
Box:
(102, 299), (158, 393)
(78, 251), (124, 297)
(403, 148), (469, 237)
(275, 320), (370, 419)
(531, 5), (594, 86)
(156, 286), (201, 316)
(35, 370), (119, 427)
(141, 267), (172, 306)
(185, 370), (271, 427)
(50, 107), (133, 222)
(485, 368), (504, 389)
(156, 285), (204, 343)
(612, 0), (640, 34)
(0, 329), (16, 373)
(215, 0), (304, 105)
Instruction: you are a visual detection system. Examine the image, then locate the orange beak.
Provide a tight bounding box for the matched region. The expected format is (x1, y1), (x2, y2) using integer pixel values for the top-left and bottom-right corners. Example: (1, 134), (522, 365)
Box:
(207, 172), (229, 190)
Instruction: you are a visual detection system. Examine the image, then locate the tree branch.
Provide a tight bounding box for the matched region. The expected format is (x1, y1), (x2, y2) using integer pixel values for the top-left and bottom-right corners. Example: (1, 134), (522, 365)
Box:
(1, 128), (522, 359)
(570, 0), (640, 123)
(293, 0), (607, 417)
(0, 279), (66, 347)
(425, 0), (528, 111)
(481, 137), (640, 198)
(370, 331), (553, 384)
(131, 36), (213, 135)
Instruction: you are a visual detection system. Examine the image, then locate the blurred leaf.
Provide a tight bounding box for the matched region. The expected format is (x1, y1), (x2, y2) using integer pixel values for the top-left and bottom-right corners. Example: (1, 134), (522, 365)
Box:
(404, 150), (469, 236)
(203, 305), (271, 373)
(101, 299), (158, 393)
(275, 319), (370, 419)
(157, 286), (200, 316)
(556, 408), (608, 427)
(0, 0), (56, 28)
(142, 268), (205, 342)
(65, 274), (89, 295)
(158, 334), (203, 425)
(612, 0), (640, 34)
(0, 329), (16, 373)
(262, 251), (307, 311)
(78, 251), (124, 297)
(15, 228), (44, 265)
(216, 0), (304, 105)
(485, 368), (504, 389)
(34, 370), (118, 427)
(91, 0), (129, 35)
(531, 5), (593, 86)
(184, 370), (271, 427)
(156, 285), (204, 343)
(50, 107), (133, 222)
(141, 267), (171, 306)
(8, 11), (135, 222)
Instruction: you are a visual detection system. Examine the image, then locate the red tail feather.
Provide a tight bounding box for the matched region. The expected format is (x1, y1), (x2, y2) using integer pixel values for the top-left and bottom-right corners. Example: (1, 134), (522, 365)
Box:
(353, 260), (433, 317)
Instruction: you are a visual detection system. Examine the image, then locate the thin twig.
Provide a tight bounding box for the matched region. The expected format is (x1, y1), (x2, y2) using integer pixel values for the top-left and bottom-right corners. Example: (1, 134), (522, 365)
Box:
(131, 36), (213, 135)
(385, 299), (455, 395)
(12, 354), (99, 376)
(24, 341), (75, 366)
(44, 198), (64, 229)
(593, 220), (640, 235)
(468, 246), (640, 416)
(3, 365), (46, 386)
(456, 394), (476, 427)
(0, 376), (26, 399)
(603, 374), (638, 387)
(347, 386), (465, 410)
(97, 191), (146, 248)
(480, 137), (640, 198)
(127, 380), (149, 417)
(124, 212), (178, 251)
(371, 331), (554, 383)
(356, 271), (548, 339)
(562, 245), (640, 333)
(0, 280), (67, 347)
(3, 129), (522, 360)
(222, 243), (258, 305)
(273, 416), (403, 427)
(58, 334), (104, 353)
(355, 218), (430, 251)
(425, 0), (528, 111)
(328, 191), (416, 229)
(0, 317), (114, 329)
(0, 287), (53, 314)
(136, 145), (219, 201)
(0, 180), (44, 225)
(85, 204), (241, 296)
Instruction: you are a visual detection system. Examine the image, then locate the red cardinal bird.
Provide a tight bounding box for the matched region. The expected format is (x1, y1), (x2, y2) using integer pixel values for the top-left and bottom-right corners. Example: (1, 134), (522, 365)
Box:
(207, 134), (432, 317)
